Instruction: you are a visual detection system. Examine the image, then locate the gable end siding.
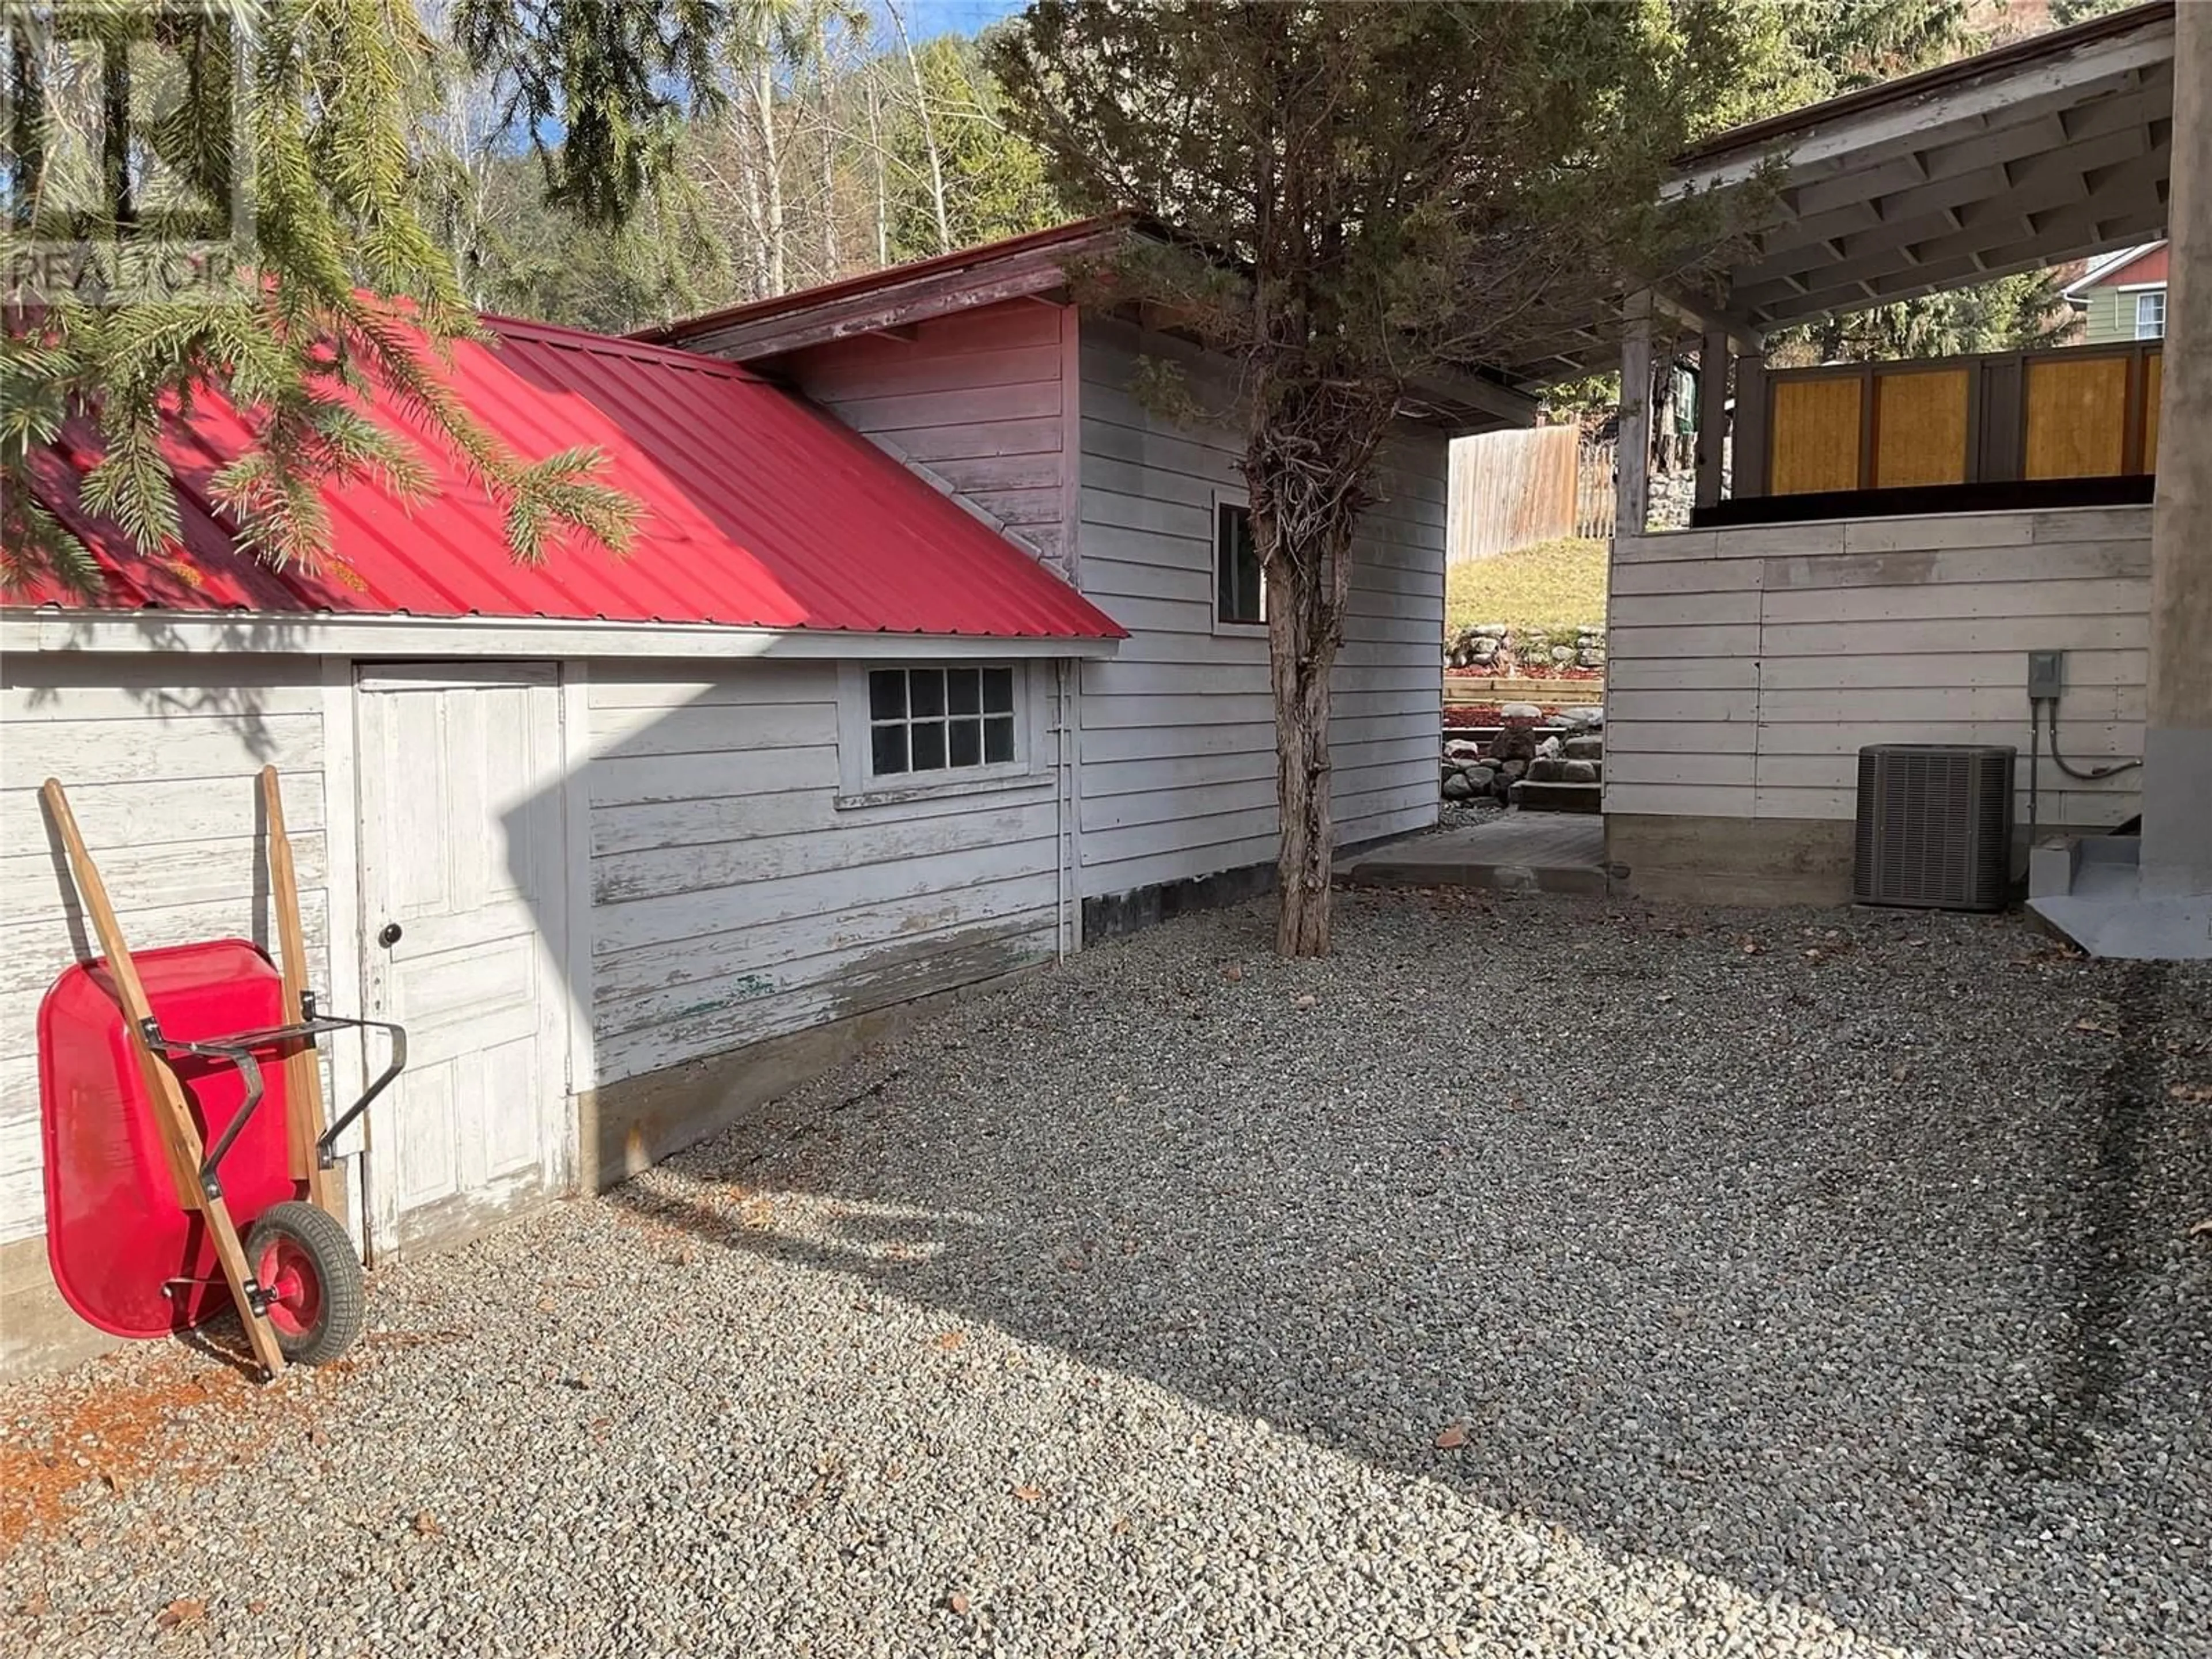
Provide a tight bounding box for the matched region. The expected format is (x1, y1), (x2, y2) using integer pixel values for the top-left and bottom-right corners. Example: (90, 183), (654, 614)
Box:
(746, 301), (1078, 578)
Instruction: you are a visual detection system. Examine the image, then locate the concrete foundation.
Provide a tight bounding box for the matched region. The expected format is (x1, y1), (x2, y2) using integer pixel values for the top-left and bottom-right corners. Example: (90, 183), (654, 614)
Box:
(575, 966), (1039, 1195)
(1607, 814), (1856, 907)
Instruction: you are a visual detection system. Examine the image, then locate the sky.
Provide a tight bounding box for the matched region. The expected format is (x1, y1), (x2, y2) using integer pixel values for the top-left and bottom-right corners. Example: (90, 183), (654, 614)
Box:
(899, 0), (1029, 35)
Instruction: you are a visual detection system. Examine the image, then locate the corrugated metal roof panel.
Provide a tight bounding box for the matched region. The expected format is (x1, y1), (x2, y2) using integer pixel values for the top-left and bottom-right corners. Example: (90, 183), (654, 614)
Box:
(16, 315), (1126, 642)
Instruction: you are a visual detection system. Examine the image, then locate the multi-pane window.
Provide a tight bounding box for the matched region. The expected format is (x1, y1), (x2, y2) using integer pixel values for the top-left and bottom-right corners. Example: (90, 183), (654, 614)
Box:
(866, 666), (1017, 779)
(2136, 290), (2166, 339)
(1215, 500), (1263, 625)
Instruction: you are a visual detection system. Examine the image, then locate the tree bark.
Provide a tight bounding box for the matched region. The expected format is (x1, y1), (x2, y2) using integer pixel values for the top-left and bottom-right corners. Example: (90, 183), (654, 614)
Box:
(888, 1), (951, 253)
(1248, 382), (1391, 957)
(1264, 550), (1341, 956)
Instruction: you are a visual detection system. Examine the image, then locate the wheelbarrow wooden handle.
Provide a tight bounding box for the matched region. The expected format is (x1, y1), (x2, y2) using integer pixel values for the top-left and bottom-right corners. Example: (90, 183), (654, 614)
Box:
(262, 766), (337, 1221)
(40, 779), (290, 1382)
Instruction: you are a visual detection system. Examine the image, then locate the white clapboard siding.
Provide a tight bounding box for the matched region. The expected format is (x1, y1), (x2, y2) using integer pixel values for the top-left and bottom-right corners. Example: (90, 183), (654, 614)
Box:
(1605, 506), (2152, 828)
(770, 301), (1077, 573)
(583, 661), (1064, 1086)
(1074, 316), (1446, 897)
(0, 656), (332, 1245)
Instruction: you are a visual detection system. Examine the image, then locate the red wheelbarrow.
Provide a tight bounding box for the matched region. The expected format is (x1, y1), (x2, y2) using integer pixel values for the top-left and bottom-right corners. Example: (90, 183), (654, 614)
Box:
(38, 772), (404, 1380)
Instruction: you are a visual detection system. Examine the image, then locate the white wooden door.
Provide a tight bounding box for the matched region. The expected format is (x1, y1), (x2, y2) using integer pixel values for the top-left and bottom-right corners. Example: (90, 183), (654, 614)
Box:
(355, 665), (571, 1255)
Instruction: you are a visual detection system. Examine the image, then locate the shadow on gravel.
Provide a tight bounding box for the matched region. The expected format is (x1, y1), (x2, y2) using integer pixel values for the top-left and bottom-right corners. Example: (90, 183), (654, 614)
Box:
(612, 897), (2212, 1654)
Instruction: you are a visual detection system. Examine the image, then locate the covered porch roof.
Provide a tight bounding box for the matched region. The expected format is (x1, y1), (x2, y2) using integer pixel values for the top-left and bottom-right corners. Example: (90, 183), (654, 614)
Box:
(1509, 1), (2176, 384)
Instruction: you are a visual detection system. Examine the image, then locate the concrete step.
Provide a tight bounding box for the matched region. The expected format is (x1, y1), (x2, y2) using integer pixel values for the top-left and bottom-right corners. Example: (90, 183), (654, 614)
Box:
(1509, 780), (1604, 815)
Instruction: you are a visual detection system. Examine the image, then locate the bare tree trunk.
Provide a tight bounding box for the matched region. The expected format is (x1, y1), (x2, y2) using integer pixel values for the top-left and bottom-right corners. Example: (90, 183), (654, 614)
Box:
(815, 18), (839, 276)
(866, 76), (889, 266)
(1264, 551), (1342, 956)
(1248, 384), (1392, 957)
(887, 0), (951, 253)
(755, 56), (785, 294)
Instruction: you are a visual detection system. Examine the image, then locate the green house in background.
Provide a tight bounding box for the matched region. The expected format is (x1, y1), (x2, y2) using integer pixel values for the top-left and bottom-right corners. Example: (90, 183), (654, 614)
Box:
(2066, 241), (2169, 344)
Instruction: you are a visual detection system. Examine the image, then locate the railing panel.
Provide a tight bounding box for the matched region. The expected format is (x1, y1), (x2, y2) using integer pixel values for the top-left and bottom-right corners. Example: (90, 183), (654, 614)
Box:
(1873, 369), (1969, 488)
(2024, 354), (2130, 479)
(1770, 376), (1862, 495)
(1747, 341), (2161, 501)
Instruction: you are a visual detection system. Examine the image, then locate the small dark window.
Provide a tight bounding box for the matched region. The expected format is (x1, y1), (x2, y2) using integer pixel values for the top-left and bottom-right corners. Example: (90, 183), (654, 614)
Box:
(1215, 501), (1263, 624)
(865, 665), (1022, 782)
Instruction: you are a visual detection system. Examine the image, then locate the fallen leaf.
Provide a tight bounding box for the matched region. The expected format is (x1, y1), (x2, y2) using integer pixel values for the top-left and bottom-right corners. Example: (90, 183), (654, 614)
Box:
(308, 1426), (330, 1450)
(1111, 1516), (1131, 1536)
(411, 1510), (440, 1537)
(934, 1330), (966, 1351)
(2191, 1218), (2212, 1239)
(1892, 1062), (1911, 1082)
(20, 1592), (50, 1618)
(156, 1599), (204, 1628)
(2171, 1082), (2212, 1103)
(1435, 1422), (1469, 1450)
(1294, 993), (1319, 1009)
(101, 1470), (130, 1497)
(1221, 963), (1244, 983)
(1655, 991), (1675, 1003)
(946, 1592), (971, 1616)
(246, 1600), (268, 1615)
(536, 1297), (560, 1314)
(1738, 937), (1764, 956)
(1012, 1483), (1044, 1503)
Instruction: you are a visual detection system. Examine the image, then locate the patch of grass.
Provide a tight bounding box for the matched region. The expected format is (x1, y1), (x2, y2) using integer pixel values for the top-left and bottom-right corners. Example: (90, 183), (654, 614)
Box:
(1444, 536), (1608, 638)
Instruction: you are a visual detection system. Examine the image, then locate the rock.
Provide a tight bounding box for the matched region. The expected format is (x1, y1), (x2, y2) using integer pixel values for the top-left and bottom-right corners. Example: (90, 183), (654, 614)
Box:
(1461, 765), (1495, 791)
(1562, 759), (1599, 783)
(1445, 739), (1488, 762)
(1550, 645), (1575, 664)
(1442, 774), (1474, 800)
(1528, 757), (1565, 783)
(1501, 758), (1529, 782)
(1489, 726), (1537, 765)
(1563, 736), (1604, 761)
(1536, 736), (1563, 761)
(1499, 702), (1544, 722)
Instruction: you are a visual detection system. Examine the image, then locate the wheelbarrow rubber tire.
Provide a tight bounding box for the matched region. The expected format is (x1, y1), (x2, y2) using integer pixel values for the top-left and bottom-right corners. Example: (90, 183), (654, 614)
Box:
(243, 1202), (365, 1365)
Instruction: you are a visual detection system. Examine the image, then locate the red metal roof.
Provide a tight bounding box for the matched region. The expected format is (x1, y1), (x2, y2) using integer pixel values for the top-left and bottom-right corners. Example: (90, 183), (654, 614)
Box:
(15, 315), (1124, 641)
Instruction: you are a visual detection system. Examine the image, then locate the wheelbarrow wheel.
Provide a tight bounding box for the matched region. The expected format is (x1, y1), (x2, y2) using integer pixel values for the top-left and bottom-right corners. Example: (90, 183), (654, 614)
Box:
(243, 1202), (364, 1365)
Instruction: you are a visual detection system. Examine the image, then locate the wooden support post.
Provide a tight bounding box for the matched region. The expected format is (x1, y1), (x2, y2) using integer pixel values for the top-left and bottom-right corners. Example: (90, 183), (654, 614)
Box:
(2143, 0), (2212, 897)
(1694, 328), (1731, 512)
(263, 767), (336, 1222)
(41, 779), (290, 1381)
(1618, 293), (1653, 538)
(1733, 352), (1771, 499)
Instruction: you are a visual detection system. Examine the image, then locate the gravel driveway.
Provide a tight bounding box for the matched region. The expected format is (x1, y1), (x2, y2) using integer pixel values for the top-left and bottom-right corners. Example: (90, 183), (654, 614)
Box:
(4, 891), (2209, 1658)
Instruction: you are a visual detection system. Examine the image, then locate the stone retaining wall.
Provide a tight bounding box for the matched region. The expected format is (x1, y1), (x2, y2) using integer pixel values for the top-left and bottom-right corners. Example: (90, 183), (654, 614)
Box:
(1446, 623), (1607, 673)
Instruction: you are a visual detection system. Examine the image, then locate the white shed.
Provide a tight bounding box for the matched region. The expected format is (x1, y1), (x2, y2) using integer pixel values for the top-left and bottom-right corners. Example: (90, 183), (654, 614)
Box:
(3, 237), (1483, 1376)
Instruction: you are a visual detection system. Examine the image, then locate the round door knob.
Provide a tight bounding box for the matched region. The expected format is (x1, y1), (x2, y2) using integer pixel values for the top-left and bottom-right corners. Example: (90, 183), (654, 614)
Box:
(377, 922), (403, 948)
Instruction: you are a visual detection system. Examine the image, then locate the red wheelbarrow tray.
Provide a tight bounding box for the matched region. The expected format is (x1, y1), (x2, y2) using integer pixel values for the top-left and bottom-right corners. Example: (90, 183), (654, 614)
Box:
(41, 940), (315, 1338)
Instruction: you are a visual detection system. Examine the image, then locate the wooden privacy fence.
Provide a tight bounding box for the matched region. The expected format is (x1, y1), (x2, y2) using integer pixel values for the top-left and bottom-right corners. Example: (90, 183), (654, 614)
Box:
(1738, 340), (2163, 499)
(1574, 440), (1617, 540)
(1448, 427), (1615, 561)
